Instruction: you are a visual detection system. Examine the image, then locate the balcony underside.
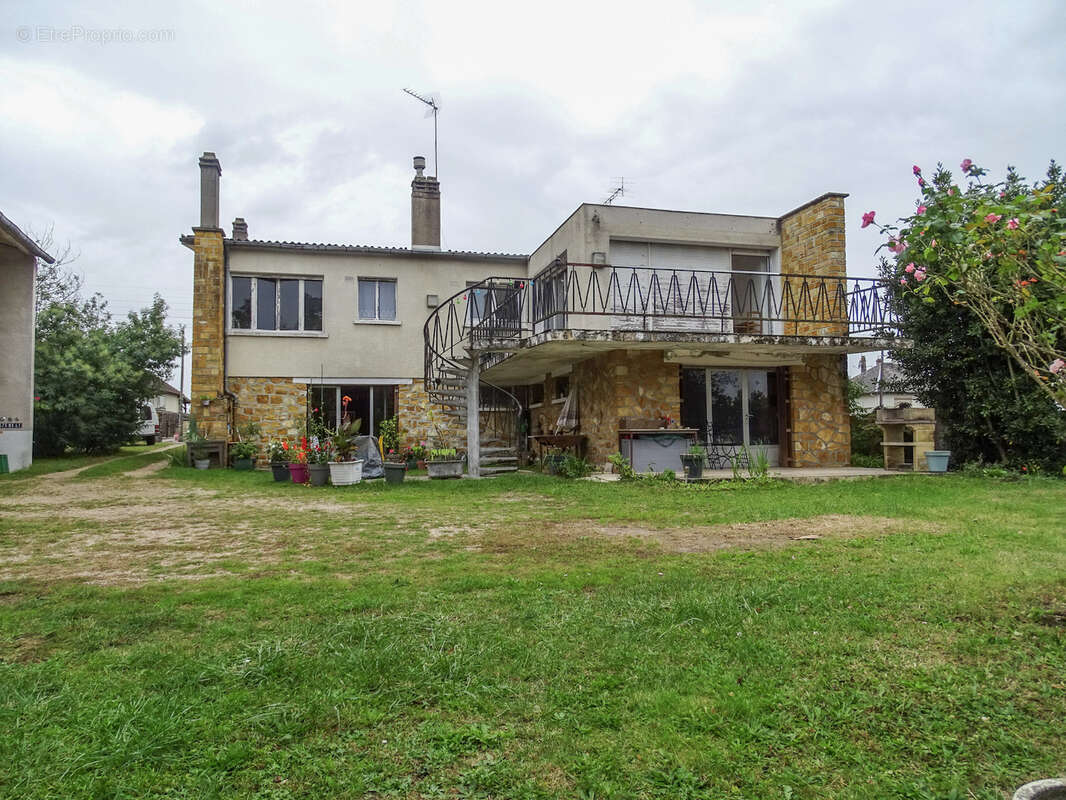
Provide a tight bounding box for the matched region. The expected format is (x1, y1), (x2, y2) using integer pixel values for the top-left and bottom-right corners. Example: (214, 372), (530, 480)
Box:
(478, 328), (904, 384)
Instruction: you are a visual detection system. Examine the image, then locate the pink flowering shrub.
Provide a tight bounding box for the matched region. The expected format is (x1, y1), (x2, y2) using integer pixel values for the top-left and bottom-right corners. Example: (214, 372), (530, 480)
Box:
(865, 159), (1066, 406)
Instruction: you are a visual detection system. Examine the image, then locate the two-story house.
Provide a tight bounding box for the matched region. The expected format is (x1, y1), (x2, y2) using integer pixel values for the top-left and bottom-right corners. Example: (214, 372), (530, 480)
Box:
(184, 152), (895, 474)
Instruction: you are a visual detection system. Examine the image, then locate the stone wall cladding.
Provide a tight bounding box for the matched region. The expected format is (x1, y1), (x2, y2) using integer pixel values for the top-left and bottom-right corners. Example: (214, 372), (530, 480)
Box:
(533, 350), (681, 468)
(779, 195), (848, 337)
(789, 354), (850, 466)
(190, 230), (229, 436)
(398, 379), (464, 450)
(228, 377), (307, 466)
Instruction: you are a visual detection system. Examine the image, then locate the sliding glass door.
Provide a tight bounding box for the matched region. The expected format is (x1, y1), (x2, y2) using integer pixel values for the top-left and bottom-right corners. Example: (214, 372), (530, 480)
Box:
(682, 368), (781, 466)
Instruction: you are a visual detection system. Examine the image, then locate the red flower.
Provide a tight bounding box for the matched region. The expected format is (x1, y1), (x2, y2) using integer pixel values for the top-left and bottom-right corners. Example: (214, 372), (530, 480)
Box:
(282, 441), (289, 450)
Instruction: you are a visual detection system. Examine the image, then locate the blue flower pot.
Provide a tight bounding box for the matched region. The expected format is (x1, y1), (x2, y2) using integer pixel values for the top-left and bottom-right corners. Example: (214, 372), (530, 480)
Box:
(924, 450), (951, 473)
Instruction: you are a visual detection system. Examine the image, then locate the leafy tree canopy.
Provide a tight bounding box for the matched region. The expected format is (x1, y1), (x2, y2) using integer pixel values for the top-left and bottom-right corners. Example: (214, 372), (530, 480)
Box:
(865, 161), (1066, 471)
(33, 254), (183, 456)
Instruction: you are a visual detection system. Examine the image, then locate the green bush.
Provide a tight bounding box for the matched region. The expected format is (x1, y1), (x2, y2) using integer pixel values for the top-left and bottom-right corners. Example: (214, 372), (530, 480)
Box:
(558, 455), (594, 479)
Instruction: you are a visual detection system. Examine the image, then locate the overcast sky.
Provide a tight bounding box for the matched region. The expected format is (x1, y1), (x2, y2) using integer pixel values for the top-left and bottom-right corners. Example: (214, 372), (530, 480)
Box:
(3, 0), (1065, 391)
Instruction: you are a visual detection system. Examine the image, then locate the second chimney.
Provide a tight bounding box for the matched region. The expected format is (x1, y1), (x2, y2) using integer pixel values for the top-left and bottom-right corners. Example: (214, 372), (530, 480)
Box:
(198, 151), (222, 229)
(411, 155), (440, 250)
(232, 217), (248, 241)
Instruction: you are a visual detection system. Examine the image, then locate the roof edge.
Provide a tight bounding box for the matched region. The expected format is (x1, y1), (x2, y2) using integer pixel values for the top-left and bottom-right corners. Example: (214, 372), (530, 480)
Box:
(0, 210), (54, 263)
(778, 192), (850, 222)
(222, 238), (528, 261)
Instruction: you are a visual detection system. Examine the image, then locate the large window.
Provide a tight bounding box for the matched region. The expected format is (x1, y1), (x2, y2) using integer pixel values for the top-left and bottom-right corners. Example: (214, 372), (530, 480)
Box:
(358, 278), (397, 321)
(230, 275), (323, 332)
(307, 384), (397, 437)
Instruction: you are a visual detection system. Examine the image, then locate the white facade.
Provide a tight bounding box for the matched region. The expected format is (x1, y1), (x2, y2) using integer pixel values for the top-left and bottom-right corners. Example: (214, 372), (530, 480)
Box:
(0, 212), (53, 472)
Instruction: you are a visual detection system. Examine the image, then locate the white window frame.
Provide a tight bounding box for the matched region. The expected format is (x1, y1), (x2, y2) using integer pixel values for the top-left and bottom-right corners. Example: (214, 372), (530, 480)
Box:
(228, 274), (326, 336)
(356, 277), (399, 323)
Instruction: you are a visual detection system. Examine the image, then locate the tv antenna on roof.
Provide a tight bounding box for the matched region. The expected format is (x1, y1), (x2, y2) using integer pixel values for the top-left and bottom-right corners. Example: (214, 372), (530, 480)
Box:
(403, 87), (442, 178)
(604, 177), (627, 205)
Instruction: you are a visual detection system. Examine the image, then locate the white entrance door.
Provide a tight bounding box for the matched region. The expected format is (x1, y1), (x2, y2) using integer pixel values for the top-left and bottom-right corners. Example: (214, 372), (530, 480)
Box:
(708, 369), (780, 466)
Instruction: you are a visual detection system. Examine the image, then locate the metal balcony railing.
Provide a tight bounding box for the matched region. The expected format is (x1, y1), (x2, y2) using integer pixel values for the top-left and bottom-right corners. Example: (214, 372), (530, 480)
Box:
(425, 262), (897, 385)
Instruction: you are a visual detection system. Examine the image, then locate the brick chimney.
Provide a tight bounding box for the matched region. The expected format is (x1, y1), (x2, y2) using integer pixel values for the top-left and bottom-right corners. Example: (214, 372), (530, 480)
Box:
(858, 355), (867, 374)
(198, 152), (222, 230)
(232, 217), (248, 241)
(411, 155), (440, 251)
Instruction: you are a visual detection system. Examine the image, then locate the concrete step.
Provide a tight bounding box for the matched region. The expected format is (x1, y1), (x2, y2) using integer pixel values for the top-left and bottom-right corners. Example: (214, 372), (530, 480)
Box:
(480, 465), (518, 475)
(480, 456), (518, 465)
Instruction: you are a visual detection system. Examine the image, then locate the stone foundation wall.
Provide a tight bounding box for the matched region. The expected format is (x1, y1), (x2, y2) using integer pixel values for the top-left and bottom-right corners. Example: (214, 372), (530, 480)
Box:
(228, 377), (308, 465)
(789, 354), (850, 466)
(534, 350), (682, 468)
(398, 379), (464, 451)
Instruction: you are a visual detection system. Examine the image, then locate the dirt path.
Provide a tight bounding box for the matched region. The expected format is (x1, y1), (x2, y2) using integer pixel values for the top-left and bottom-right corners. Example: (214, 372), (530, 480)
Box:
(38, 442), (183, 481)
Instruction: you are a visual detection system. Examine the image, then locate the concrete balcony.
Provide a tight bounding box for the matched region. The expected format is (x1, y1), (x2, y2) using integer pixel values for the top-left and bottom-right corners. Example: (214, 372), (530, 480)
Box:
(427, 264), (901, 384)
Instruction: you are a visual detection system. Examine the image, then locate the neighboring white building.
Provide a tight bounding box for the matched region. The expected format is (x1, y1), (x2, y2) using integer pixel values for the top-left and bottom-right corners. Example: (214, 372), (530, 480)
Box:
(150, 379), (188, 414)
(0, 211), (53, 472)
(853, 357), (925, 412)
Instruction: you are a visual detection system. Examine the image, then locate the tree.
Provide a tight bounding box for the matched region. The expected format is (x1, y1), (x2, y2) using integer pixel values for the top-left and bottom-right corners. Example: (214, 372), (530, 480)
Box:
(32, 251), (183, 456)
(878, 265), (1066, 470)
(865, 160), (1066, 406)
(863, 160), (1066, 470)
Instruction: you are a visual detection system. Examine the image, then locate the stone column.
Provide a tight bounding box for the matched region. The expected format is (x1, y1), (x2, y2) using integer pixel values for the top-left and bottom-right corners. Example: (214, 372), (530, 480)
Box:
(466, 359), (480, 477)
(190, 227), (228, 439)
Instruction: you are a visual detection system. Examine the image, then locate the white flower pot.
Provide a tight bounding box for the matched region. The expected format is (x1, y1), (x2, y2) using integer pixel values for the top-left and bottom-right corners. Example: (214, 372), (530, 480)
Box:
(328, 459), (363, 486)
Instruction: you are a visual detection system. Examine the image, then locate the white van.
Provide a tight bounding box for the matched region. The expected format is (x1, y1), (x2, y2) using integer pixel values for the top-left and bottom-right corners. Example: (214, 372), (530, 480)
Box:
(138, 405), (160, 445)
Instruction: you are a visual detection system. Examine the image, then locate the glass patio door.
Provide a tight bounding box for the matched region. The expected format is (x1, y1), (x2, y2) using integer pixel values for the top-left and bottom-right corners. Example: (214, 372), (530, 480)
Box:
(708, 369), (780, 466)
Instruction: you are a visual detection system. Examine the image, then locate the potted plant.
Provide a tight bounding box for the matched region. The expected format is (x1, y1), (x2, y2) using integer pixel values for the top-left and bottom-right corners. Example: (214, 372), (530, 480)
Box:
(189, 438), (210, 469)
(427, 447), (463, 479)
(383, 449), (407, 485)
(186, 415), (210, 469)
(401, 446), (418, 470)
(288, 438), (310, 484)
(412, 443), (427, 470)
(267, 440), (290, 482)
(307, 438), (332, 486)
(230, 440), (258, 470)
(230, 421), (261, 470)
(327, 406), (364, 486)
(680, 442), (707, 480)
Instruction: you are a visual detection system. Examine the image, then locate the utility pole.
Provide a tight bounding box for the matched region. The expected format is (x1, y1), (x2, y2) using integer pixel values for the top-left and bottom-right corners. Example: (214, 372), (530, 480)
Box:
(179, 324), (186, 416)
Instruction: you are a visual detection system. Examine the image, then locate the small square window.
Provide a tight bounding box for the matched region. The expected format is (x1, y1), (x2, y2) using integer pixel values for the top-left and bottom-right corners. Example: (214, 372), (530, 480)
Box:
(358, 279), (397, 321)
(553, 376), (570, 401)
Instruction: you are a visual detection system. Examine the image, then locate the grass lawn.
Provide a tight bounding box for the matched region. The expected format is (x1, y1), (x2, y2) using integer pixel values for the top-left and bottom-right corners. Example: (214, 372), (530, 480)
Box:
(0, 460), (1064, 798)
